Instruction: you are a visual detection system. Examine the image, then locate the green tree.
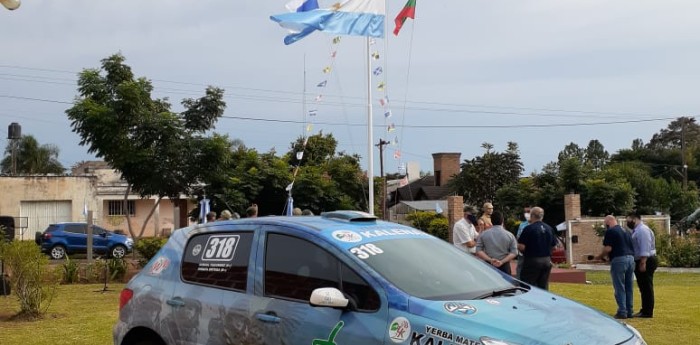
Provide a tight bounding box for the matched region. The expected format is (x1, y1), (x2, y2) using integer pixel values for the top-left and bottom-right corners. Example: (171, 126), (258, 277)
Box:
(1, 135), (64, 174)
(450, 142), (523, 206)
(585, 139), (609, 171)
(66, 53), (229, 239)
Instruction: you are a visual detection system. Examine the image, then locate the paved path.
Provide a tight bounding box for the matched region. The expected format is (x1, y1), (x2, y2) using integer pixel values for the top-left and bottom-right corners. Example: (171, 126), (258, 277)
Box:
(575, 263), (700, 273)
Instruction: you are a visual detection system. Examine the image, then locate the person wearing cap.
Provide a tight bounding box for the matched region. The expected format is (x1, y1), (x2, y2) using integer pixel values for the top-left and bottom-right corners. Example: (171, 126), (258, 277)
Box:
(453, 204), (479, 254)
(477, 202), (494, 233)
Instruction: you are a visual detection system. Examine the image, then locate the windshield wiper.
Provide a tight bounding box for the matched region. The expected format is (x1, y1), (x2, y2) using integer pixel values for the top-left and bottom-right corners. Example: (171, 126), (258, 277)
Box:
(475, 286), (529, 299)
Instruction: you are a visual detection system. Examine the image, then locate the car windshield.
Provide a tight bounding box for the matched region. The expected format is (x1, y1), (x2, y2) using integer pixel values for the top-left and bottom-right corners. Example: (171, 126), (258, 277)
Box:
(354, 238), (516, 300)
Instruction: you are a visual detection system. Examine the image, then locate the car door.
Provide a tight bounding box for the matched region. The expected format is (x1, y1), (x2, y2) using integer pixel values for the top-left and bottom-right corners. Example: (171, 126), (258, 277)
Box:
(92, 226), (110, 253)
(161, 226), (256, 345)
(250, 227), (389, 344)
(64, 224), (87, 251)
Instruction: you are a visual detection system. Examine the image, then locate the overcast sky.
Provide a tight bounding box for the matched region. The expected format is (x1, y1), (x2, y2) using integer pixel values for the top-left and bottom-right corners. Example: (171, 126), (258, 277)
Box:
(2, 0), (699, 177)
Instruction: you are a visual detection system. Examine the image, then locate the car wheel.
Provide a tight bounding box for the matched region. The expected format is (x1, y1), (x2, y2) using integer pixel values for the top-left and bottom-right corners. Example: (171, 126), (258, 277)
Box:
(111, 245), (127, 259)
(50, 245), (66, 260)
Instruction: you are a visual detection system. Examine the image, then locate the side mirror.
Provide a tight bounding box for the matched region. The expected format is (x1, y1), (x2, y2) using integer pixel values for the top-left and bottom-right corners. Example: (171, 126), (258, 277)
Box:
(309, 288), (349, 309)
(99, 232), (107, 238)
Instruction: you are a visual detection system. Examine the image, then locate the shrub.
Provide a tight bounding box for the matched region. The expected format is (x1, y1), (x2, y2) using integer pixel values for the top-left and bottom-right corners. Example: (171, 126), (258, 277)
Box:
(406, 211), (448, 240)
(107, 258), (128, 281)
(0, 240), (60, 319)
(134, 237), (168, 267)
(665, 236), (700, 268)
(61, 257), (80, 284)
(427, 217), (449, 241)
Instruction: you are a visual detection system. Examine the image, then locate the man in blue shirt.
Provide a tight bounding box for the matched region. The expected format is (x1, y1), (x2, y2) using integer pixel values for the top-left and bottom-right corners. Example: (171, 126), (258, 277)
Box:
(595, 215), (635, 319)
(626, 213), (657, 318)
(517, 207), (557, 290)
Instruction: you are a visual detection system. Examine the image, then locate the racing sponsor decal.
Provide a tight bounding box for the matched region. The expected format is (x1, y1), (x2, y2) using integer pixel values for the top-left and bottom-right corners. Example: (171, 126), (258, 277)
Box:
(389, 317), (411, 343)
(350, 243), (384, 259)
(192, 243), (203, 257)
(410, 330), (481, 345)
(332, 230), (363, 243)
(359, 229), (428, 239)
(201, 235), (239, 262)
(149, 256), (170, 276)
(443, 302), (477, 316)
(312, 321), (344, 345)
(484, 299), (500, 305)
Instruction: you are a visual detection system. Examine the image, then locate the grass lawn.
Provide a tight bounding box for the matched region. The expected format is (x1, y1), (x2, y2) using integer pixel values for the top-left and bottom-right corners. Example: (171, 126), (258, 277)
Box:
(551, 271), (700, 345)
(0, 272), (698, 344)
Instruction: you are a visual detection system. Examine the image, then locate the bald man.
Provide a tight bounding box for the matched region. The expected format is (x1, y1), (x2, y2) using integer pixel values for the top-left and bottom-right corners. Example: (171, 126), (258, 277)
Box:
(595, 215), (635, 319)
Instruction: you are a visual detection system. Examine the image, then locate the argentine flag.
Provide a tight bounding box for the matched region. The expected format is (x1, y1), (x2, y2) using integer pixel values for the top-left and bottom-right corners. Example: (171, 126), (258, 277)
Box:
(199, 198), (210, 224)
(271, 0), (385, 45)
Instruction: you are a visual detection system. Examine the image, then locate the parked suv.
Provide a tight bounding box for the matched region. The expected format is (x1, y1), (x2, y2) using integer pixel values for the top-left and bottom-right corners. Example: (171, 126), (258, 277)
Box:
(37, 222), (133, 259)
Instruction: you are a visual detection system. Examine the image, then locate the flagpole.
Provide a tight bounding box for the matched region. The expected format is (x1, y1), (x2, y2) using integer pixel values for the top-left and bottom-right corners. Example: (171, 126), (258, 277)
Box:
(366, 36), (375, 215)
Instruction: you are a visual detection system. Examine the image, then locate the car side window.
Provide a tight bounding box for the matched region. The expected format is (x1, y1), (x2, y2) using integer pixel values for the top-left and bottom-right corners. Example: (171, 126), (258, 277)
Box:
(264, 233), (380, 311)
(65, 225), (85, 234)
(181, 232), (253, 291)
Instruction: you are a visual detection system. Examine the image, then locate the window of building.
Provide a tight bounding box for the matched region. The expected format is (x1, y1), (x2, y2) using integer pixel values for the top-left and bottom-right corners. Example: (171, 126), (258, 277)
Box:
(181, 232), (253, 292)
(107, 200), (135, 216)
(264, 233), (380, 311)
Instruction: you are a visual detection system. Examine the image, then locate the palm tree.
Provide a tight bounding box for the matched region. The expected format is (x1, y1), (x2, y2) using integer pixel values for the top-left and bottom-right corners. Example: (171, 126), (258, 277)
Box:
(1, 135), (65, 174)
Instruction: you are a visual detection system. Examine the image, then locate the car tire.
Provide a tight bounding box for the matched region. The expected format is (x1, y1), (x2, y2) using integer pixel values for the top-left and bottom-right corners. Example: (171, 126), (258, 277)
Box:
(111, 244), (127, 259)
(50, 245), (66, 260)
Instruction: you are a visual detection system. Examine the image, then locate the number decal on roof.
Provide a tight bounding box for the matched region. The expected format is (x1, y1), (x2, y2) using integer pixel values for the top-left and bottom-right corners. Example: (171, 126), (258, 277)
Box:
(350, 243), (384, 260)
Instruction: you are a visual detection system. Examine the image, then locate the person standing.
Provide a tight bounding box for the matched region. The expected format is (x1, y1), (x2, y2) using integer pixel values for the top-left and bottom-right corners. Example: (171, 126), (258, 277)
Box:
(515, 206), (531, 279)
(476, 211), (518, 275)
(627, 213), (657, 318)
(246, 204), (259, 218)
(453, 204), (479, 254)
(595, 215), (635, 319)
(477, 202), (494, 233)
(517, 207), (557, 290)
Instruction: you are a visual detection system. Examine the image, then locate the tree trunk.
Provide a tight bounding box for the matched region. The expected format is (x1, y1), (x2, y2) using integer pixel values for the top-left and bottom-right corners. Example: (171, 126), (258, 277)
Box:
(138, 197), (163, 238)
(123, 185), (136, 240)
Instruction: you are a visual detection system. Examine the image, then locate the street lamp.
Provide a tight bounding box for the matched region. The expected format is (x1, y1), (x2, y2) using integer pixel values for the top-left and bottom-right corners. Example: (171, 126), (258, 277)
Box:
(1, 0), (20, 10)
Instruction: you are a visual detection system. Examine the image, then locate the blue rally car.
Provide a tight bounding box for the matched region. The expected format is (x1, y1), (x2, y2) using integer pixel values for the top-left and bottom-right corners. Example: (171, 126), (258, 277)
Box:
(114, 211), (647, 345)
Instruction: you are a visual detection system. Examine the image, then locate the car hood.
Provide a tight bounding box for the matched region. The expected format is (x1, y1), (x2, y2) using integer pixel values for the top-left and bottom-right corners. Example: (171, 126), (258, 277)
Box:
(407, 288), (634, 345)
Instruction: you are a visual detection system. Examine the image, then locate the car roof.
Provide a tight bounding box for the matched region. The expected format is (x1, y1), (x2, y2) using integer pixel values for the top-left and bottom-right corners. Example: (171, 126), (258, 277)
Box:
(186, 210), (431, 247)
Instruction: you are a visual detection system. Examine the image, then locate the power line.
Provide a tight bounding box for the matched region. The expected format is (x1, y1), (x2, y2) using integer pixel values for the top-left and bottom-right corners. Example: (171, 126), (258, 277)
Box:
(0, 63), (669, 119)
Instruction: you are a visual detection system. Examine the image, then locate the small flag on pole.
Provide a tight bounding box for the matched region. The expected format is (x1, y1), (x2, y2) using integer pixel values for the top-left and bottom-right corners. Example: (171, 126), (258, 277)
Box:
(394, 0), (416, 36)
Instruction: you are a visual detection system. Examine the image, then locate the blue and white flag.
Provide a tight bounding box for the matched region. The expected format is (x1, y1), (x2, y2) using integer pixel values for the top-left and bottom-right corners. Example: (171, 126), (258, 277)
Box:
(271, 0), (386, 45)
(199, 198), (210, 224)
(435, 202), (443, 215)
(285, 0), (319, 12)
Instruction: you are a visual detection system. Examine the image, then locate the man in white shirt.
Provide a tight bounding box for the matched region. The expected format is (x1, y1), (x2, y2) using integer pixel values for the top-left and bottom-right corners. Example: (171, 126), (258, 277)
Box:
(453, 204), (479, 254)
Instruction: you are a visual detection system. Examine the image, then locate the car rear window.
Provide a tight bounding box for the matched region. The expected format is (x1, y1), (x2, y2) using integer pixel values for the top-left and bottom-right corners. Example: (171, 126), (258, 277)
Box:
(181, 232), (253, 292)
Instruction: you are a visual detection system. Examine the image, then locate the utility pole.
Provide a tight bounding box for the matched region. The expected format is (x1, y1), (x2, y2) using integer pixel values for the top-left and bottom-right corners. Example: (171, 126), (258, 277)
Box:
(376, 139), (390, 220)
(681, 118), (688, 190)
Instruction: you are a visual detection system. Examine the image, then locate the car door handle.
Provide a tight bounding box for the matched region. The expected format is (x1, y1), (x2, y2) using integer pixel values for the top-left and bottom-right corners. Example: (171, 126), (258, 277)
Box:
(166, 298), (185, 307)
(255, 312), (281, 324)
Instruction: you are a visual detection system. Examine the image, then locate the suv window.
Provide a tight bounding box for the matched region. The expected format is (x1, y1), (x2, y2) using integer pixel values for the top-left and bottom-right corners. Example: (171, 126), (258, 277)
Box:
(65, 224), (86, 234)
(264, 233), (380, 311)
(181, 232), (253, 291)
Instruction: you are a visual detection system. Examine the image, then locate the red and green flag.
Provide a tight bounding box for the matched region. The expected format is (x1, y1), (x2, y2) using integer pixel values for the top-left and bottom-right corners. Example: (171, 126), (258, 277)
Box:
(393, 0), (416, 36)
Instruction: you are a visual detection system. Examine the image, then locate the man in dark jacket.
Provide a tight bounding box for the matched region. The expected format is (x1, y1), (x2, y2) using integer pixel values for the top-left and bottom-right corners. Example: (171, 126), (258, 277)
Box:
(596, 215), (635, 319)
(517, 207), (557, 290)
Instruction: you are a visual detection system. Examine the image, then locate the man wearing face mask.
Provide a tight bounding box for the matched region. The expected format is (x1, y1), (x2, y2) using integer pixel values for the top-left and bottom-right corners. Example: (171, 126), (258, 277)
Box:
(626, 213), (657, 318)
(517, 207), (557, 290)
(453, 204), (479, 254)
(595, 215), (635, 319)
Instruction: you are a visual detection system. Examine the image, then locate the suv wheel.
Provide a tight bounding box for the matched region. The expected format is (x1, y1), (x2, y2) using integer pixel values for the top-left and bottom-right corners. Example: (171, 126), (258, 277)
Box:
(111, 244), (127, 259)
(50, 245), (66, 260)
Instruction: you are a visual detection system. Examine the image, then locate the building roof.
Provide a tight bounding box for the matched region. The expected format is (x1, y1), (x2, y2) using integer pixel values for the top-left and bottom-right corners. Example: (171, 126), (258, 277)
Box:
(400, 200), (448, 212)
